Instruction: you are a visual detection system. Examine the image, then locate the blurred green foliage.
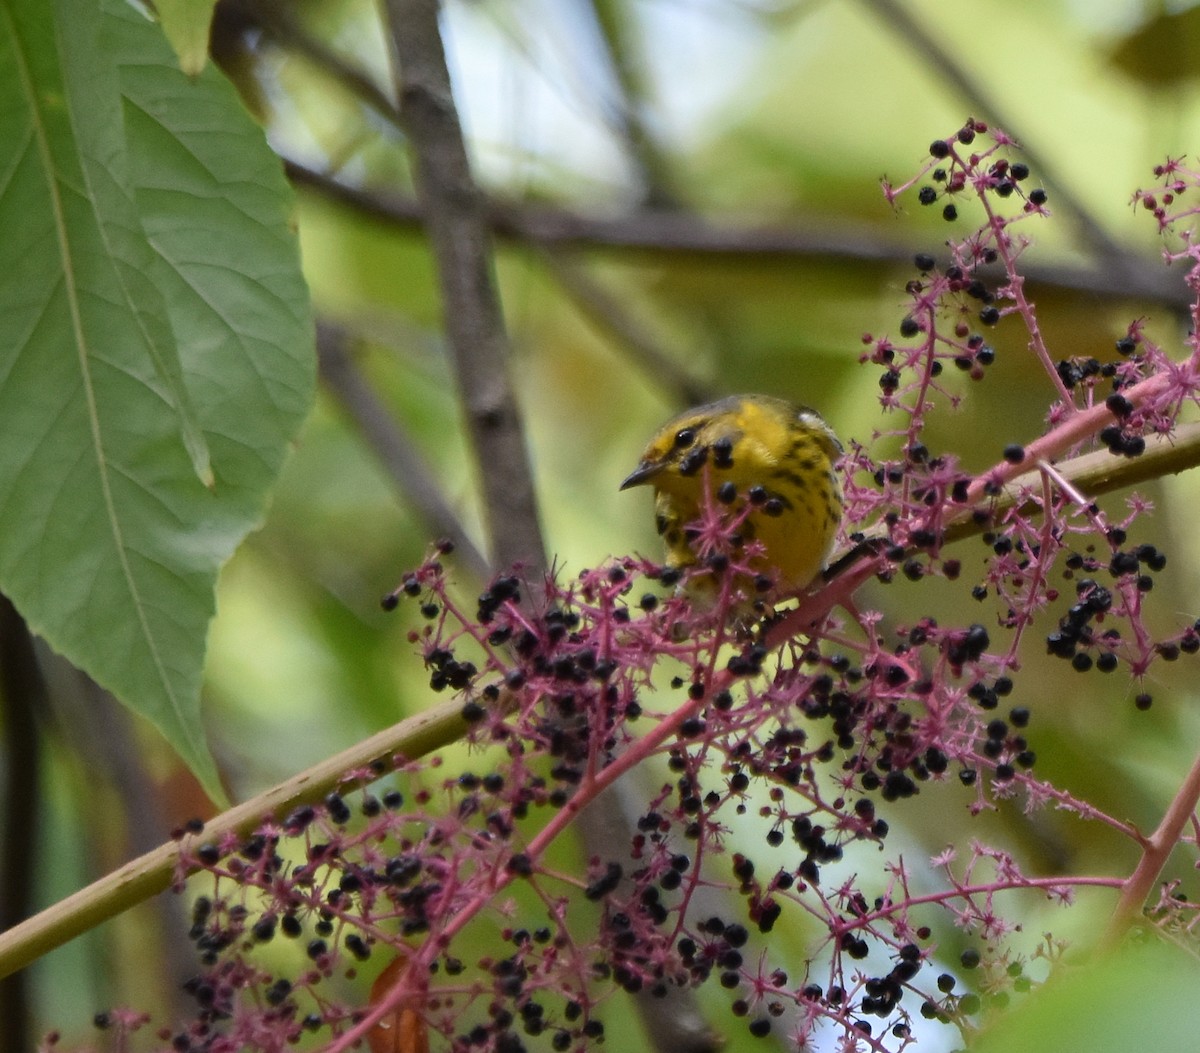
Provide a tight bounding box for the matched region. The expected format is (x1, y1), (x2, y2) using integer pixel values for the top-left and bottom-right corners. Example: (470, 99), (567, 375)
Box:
(970, 938), (1200, 1052)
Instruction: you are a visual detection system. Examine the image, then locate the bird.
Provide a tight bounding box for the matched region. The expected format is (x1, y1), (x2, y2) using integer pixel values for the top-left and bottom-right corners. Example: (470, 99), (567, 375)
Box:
(621, 394), (843, 613)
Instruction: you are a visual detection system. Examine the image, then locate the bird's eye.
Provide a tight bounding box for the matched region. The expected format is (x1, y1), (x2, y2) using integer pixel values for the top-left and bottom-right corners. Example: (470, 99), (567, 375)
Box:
(674, 428), (696, 449)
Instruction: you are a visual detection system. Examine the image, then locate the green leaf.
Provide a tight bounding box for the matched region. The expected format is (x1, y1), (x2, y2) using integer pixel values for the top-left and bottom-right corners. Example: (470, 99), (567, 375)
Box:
(971, 939), (1200, 1053)
(154, 0), (219, 76)
(0, 0), (314, 802)
(1108, 7), (1200, 89)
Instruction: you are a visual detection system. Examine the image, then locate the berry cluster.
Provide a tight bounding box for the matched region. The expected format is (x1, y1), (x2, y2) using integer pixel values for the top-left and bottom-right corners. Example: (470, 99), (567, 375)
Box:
(71, 126), (1200, 1053)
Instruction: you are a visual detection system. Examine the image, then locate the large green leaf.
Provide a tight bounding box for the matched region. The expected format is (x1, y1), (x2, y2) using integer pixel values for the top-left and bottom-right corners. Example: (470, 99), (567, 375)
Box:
(0, 0), (314, 801)
(971, 939), (1200, 1053)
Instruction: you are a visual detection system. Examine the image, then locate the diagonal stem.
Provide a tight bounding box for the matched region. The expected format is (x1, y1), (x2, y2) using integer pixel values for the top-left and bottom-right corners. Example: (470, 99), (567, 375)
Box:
(0, 697), (470, 981)
(1107, 746), (1200, 939)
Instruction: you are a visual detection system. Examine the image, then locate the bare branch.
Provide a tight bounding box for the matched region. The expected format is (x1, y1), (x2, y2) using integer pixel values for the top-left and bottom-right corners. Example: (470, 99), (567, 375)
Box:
(284, 160), (1191, 311)
(531, 244), (716, 408)
(220, 0), (401, 125)
(381, 0), (547, 582)
(317, 320), (491, 583)
(580, 0), (680, 206)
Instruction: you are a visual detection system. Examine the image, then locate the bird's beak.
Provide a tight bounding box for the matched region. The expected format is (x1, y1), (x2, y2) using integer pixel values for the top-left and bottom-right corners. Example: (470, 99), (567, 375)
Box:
(620, 461), (661, 490)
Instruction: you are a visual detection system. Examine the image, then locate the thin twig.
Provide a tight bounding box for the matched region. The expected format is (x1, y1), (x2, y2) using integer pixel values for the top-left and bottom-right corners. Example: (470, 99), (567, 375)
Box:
(316, 320), (491, 584)
(283, 160), (1191, 310)
(221, 0), (401, 125)
(530, 244), (715, 407)
(579, 0), (679, 206)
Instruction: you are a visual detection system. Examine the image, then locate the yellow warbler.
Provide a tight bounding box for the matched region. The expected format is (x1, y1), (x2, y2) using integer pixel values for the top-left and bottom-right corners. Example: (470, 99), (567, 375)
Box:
(621, 394), (844, 605)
